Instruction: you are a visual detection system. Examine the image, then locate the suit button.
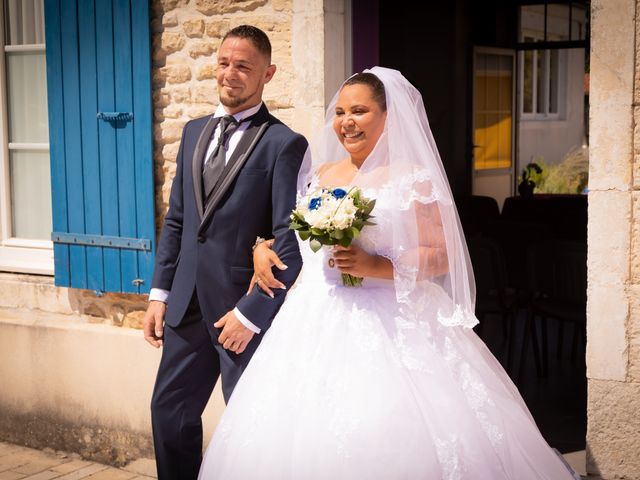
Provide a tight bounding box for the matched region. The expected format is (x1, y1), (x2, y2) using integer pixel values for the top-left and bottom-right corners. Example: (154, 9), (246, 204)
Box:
(197, 235), (205, 243)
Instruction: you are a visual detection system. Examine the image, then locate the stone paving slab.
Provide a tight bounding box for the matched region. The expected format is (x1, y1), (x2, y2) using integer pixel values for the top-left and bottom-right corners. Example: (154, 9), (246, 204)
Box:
(0, 444), (155, 480)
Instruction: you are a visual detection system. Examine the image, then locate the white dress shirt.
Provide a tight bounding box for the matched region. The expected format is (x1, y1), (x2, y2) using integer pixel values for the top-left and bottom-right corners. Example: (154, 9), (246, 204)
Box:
(149, 102), (265, 334)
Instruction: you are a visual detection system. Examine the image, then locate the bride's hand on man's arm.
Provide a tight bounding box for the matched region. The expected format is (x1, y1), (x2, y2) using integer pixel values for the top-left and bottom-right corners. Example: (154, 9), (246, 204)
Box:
(247, 239), (288, 298)
(332, 245), (394, 279)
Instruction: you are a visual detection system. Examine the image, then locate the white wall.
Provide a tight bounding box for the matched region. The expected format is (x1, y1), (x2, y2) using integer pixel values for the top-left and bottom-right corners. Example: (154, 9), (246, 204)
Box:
(518, 48), (586, 173)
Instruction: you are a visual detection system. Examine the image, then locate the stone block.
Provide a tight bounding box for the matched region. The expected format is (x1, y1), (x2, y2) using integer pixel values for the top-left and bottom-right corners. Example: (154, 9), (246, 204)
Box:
(628, 285), (640, 382)
(159, 120), (187, 144)
(272, 0), (292, 12)
(589, 0), (636, 191)
(192, 85), (216, 104)
(160, 65), (191, 84)
(188, 40), (216, 59)
(196, 64), (216, 81)
(183, 19), (204, 38)
(194, 0), (267, 16)
(161, 12), (178, 28)
(186, 104), (215, 119)
(587, 378), (640, 478)
(162, 104), (182, 119)
(170, 86), (190, 103)
(587, 283), (629, 381)
(205, 20), (230, 39)
(587, 190), (631, 287)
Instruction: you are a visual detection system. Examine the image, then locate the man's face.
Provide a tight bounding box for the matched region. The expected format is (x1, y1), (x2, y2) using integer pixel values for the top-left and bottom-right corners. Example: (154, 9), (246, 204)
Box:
(215, 37), (275, 114)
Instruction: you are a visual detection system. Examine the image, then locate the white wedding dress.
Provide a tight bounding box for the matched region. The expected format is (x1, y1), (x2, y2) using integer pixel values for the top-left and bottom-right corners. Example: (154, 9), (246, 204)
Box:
(198, 184), (577, 480)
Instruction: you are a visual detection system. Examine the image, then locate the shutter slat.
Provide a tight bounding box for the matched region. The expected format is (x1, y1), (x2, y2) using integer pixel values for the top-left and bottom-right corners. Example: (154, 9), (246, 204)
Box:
(60, 0), (87, 289)
(44, 0), (70, 287)
(95, 0), (122, 293)
(113, 0), (137, 294)
(78, 0), (104, 292)
(131, 0), (154, 293)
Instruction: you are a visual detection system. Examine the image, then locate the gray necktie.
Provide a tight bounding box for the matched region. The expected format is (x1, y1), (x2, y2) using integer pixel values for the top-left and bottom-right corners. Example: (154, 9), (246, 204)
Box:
(203, 114), (240, 199)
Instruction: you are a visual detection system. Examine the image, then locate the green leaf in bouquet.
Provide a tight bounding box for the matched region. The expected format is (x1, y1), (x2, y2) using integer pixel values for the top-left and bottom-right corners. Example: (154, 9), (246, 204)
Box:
(298, 229), (311, 241)
(363, 219), (377, 226)
(350, 227), (361, 238)
(310, 239), (322, 252)
(332, 229), (344, 240)
(363, 199), (376, 215)
(352, 219), (364, 230)
(320, 233), (332, 245)
(310, 228), (325, 236)
(339, 237), (352, 247)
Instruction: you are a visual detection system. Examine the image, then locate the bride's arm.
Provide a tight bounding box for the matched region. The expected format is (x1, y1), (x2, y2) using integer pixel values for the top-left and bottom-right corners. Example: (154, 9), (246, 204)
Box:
(414, 201), (449, 279)
(248, 239), (287, 298)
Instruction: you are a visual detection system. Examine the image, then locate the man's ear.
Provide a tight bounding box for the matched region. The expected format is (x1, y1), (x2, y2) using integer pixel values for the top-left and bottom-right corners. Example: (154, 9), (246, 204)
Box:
(264, 64), (276, 84)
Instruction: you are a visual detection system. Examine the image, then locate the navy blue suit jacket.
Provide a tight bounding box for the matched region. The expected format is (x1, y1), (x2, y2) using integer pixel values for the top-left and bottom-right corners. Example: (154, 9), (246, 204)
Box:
(152, 103), (307, 333)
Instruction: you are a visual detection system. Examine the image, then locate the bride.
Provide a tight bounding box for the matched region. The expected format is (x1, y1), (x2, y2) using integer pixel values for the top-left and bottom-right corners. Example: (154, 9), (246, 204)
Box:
(198, 67), (577, 479)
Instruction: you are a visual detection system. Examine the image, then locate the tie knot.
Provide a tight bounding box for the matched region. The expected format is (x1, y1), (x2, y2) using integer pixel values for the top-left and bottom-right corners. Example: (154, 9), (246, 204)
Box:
(220, 114), (238, 131)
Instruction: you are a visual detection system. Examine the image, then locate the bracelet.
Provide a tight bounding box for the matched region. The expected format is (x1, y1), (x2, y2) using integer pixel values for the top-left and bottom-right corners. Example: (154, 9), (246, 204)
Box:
(252, 236), (273, 252)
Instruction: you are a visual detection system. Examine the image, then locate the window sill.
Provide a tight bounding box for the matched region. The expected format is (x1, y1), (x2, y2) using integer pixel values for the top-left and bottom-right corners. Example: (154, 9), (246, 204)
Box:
(0, 242), (54, 275)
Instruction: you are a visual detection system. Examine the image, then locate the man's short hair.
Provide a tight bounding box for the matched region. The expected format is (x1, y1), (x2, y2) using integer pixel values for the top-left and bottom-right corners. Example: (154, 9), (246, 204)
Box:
(222, 25), (272, 63)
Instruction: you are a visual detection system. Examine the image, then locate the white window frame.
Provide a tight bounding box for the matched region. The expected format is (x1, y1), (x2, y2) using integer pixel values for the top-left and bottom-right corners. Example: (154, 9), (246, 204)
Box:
(518, 47), (567, 121)
(0, 3), (53, 275)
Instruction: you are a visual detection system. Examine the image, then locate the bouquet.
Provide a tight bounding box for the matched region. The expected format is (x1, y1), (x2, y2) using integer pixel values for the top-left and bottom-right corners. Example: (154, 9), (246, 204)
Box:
(289, 186), (376, 286)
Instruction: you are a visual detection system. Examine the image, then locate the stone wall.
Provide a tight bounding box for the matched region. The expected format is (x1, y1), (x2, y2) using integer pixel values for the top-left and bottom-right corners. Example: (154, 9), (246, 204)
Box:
(587, 0), (640, 478)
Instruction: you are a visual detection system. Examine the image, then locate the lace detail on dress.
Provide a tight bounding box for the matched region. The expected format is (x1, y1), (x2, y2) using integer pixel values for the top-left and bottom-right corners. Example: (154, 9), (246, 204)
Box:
(373, 168), (452, 210)
(442, 337), (505, 449)
(438, 304), (479, 328)
(435, 435), (464, 480)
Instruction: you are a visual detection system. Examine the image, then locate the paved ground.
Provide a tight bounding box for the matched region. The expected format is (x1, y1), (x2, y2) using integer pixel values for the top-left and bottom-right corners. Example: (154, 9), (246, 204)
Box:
(1, 439), (586, 479)
(0, 442), (156, 480)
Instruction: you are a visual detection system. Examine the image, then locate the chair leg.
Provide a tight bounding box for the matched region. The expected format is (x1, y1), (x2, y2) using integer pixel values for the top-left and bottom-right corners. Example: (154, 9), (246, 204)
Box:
(505, 310), (518, 375)
(530, 314), (543, 377)
(556, 321), (564, 361)
(540, 316), (548, 377)
(517, 309), (543, 383)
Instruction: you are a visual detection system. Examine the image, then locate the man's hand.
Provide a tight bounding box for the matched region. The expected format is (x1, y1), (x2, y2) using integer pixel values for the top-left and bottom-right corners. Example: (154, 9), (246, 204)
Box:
(143, 300), (167, 348)
(214, 310), (255, 354)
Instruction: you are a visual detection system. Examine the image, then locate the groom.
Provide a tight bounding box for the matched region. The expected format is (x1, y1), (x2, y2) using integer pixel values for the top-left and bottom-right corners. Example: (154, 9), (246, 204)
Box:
(143, 25), (307, 479)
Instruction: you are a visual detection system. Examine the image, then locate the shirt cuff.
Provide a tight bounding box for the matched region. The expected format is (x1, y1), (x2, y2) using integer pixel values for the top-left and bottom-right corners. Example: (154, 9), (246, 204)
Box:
(149, 288), (170, 303)
(233, 307), (261, 334)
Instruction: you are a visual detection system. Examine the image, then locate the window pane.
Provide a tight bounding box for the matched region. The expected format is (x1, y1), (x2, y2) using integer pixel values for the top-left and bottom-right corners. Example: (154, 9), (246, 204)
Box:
(547, 4), (570, 41)
(6, 51), (49, 143)
(536, 50), (545, 114)
(10, 150), (52, 240)
(523, 50), (534, 113)
(549, 49), (560, 113)
(520, 5), (546, 41)
(4, 0), (45, 45)
(571, 3), (587, 41)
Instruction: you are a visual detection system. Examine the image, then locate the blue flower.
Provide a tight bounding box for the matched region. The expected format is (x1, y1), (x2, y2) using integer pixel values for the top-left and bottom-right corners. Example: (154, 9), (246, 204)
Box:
(309, 197), (322, 210)
(332, 188), (347, 199)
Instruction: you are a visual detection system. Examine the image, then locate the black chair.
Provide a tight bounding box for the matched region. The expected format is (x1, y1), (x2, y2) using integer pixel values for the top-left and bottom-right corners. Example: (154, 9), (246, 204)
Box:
(467, 236), (518, 348)
(518, 239), (587, 380)
(455, 195), (501, 238)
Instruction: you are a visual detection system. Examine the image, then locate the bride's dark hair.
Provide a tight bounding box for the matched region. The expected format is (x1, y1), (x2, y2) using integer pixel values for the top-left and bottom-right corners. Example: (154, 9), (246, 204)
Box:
(342, 72), (387, 112)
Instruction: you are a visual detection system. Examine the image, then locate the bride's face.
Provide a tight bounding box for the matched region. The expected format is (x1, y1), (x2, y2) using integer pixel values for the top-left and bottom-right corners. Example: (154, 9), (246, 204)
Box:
(333, 83), (387, 164)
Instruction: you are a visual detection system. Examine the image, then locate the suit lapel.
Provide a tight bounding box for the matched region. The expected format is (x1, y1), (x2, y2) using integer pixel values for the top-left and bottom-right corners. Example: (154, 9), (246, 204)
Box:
(191, 115), (219, 219)
(199, 108), (270, 234)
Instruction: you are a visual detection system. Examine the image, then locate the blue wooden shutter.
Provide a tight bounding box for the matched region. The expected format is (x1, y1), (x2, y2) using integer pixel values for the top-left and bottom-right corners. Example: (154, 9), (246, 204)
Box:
(44, 0), (155, 294)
